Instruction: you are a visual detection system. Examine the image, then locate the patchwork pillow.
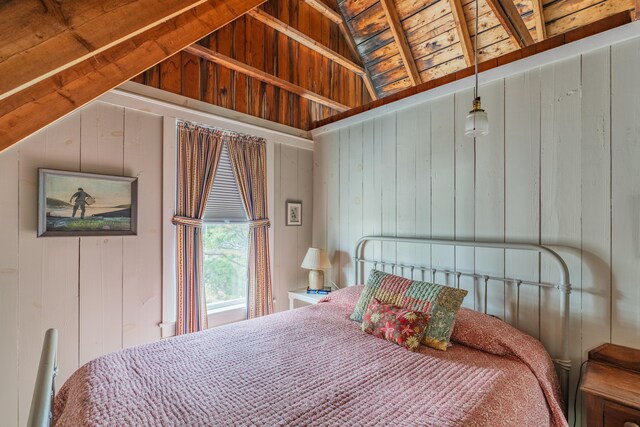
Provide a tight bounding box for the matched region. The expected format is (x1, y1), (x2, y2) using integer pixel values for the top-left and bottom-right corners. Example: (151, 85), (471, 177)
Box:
(351, 270), (468, 351)
(361, 298), (430, 352)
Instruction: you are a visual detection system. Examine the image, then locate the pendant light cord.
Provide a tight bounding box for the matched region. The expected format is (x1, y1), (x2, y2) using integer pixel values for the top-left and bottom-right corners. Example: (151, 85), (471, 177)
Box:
(474, 0), (479, 100)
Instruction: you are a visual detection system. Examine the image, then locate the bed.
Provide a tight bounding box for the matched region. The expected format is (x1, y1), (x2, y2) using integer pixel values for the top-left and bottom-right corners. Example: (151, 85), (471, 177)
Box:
(39, 236), (573, 426)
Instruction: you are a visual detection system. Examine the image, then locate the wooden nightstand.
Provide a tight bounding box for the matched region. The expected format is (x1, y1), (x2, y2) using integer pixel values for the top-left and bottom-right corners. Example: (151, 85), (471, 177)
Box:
(581, 343), (640, 427)
(287, 289), (327, 310)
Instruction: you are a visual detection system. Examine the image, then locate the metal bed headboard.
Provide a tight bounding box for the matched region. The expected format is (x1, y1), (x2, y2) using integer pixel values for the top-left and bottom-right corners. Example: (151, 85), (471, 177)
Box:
(28, 328), (58, 427)
(354, 236), (571, 406)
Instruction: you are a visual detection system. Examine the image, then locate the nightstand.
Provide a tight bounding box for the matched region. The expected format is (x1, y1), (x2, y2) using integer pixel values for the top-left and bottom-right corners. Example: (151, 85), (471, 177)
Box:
(287, 289), (327, 310)
(581, 343), (640, 427)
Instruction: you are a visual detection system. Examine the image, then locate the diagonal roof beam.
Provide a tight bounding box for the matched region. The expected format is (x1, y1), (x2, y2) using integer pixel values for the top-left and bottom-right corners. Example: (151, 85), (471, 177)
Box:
(448, 0), (474, 66)
(247, 8), (366, 76)
(379, 0), (422, 85)
(530, 0), (547, 40)
(0, 0), (266, 152)
(0, 0), (211, 102)
(301, 0), (377, 99)
(185, 44), (349, 111)
(486, 0), (535, 48)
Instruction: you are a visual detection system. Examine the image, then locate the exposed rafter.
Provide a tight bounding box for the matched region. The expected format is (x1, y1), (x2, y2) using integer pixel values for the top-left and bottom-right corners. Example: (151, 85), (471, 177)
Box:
(486, 0), (535, 48)
(303, 0), (342, 24)
(0, 0), (210, 102)
(300, 0), (360, 64)
(314, 0), (379, 100)
(185, 44), (349, 111)
(531, 0), (547, 40)
(247, 8), (366, 76)
(0, 0), (266, 152)
(379, 0), (422, 85)
(448, 0), (474, 66)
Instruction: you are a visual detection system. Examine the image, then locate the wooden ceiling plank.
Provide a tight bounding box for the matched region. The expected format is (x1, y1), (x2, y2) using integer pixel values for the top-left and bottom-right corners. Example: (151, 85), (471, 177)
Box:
(0, 0), (266, 152)
(485, 0), (535, 48)
(0, 0), (211, 101)
(311, 11), (632, 130)
(184, 44), (349, 111)
(448, 0), (474, 66)
(379, 0), (422, 85)
(531, 0), (547, 40)
(246, 8), (366, 75)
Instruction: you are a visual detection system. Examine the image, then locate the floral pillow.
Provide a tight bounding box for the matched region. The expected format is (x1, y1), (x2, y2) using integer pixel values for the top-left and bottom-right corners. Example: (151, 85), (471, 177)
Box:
(361, 298), (430, 352)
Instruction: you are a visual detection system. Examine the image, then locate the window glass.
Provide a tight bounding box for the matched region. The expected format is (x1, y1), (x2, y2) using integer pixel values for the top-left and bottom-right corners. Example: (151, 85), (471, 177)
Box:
(202, 223), (249, 310)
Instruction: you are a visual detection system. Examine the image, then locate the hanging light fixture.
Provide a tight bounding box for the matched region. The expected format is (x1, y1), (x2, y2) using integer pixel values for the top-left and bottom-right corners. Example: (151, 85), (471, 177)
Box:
(465, 0), (489, 137)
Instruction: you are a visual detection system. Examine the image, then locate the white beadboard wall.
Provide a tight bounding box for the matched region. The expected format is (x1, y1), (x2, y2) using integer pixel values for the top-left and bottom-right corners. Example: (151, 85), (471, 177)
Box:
(0, 98), (312, 426)
(312, 37), (640, 425)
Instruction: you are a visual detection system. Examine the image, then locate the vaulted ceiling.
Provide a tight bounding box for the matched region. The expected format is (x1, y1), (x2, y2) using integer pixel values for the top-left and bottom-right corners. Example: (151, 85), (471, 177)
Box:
(0, 0), (637, 151)
(134, 0), (636, 130)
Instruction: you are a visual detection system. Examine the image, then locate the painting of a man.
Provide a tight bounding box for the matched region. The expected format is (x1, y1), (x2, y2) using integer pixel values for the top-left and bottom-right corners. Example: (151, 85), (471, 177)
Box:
(70, 187), (93, 219)
(39, 169), (137, 237)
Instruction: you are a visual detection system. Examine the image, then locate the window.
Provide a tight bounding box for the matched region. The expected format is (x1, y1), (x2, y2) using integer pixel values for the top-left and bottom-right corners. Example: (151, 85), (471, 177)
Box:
(202, 142), (249, 311)
(202, 223), (248, 310)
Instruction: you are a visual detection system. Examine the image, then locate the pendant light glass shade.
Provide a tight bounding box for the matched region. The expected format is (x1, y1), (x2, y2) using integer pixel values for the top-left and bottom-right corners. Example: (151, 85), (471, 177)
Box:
(466, 0), (488, 139)
(465, 97), (489, 137)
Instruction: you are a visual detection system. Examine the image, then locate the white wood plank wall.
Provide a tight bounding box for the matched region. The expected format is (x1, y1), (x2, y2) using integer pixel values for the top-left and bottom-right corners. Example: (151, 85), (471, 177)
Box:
(312, 38), (640, 426)
(0, 99), (313, 425)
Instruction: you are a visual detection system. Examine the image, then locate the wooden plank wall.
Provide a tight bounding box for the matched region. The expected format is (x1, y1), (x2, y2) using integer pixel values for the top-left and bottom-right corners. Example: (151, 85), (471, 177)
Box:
(273, 144), (314, 310)
(133, 0), (369, 131)
(0, 102), (164, 424)
(312, 37), (640, 426)
(0, 97), (313, 424)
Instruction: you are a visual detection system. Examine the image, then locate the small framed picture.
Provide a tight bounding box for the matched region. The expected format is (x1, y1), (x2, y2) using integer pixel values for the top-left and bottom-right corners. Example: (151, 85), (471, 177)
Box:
(286, 201), (302, 226)
(38, 168), (138, 237)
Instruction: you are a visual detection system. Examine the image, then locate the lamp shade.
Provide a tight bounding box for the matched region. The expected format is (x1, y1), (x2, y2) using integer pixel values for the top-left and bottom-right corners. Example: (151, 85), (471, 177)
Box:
(301, 248), (331, 270)
(465, 108), (489, 137)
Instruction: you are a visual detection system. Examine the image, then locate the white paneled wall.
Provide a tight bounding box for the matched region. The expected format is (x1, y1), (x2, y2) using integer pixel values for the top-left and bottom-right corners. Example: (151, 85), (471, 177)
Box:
(0, 98), (313, 425)
(0, 102), (164, 426)
(312, 38), (640, 425)
(273, 144), (314, 311)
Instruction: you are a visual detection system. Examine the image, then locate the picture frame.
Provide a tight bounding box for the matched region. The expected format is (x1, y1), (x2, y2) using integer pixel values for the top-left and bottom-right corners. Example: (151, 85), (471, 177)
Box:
(38, 168), (138, 237)
(286, 201), (302, 226)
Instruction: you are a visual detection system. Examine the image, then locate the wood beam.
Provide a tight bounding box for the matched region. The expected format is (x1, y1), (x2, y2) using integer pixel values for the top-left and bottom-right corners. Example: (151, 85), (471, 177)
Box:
(303, 0), (342, 24)
(531, 0), (547, 40)
(0, 0), (210, 101)
(379, 0), (422, 85)
(486, 0), (535, 48)
(184, 44), (349, 111)
(247, 8), (366, 76)
(0, 0), (266, 152)
(448, 0), (474, 66)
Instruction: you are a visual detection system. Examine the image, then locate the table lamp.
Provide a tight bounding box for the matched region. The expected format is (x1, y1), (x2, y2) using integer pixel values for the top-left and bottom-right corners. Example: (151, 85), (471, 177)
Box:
(301, 248), (331, 290)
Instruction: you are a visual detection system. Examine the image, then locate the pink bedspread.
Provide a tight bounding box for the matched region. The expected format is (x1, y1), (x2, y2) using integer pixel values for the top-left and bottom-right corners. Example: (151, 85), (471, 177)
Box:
(55, 286), (567, 426)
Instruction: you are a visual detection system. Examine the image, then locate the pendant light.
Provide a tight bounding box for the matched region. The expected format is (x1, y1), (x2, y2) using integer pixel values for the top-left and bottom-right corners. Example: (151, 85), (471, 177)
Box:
(465, 0), (489, 137)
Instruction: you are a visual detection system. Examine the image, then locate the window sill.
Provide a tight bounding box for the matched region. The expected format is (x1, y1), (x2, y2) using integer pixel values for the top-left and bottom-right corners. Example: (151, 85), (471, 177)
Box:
(207, 303), (246, 315)
(159, 304), (246, 338)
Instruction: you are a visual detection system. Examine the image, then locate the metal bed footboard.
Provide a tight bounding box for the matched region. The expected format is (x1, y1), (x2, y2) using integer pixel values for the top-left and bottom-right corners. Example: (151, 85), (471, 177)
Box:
(354, 236), (571, 408)
(28, 328), (59, 427)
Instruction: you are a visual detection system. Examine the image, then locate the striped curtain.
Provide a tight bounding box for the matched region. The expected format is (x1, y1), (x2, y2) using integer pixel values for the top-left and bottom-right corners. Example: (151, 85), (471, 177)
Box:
(173, 123), (224, 335)
(226, 134), (274, 318)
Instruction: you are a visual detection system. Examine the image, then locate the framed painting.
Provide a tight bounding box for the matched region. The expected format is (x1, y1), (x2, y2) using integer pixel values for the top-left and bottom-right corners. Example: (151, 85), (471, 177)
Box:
(38, 169), (138, 237)
(286, 201), (302, 226)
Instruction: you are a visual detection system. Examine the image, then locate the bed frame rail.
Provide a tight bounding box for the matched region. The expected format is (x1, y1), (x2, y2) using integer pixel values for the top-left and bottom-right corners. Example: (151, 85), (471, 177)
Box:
(28, 328), (58, 427)
(354, 236), (571, 407)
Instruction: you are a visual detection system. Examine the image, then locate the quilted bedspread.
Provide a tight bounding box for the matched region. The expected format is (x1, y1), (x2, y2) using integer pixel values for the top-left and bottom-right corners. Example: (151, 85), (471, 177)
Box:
(54, 286), (567, 426)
